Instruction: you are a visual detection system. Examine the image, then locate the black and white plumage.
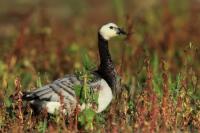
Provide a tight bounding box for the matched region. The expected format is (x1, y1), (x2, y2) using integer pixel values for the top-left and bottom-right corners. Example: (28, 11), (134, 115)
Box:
(23, 23), (126, 114)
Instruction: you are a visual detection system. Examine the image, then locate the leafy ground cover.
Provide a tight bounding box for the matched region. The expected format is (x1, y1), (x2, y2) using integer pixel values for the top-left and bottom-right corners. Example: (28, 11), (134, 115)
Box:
(0, 0), (200, 132)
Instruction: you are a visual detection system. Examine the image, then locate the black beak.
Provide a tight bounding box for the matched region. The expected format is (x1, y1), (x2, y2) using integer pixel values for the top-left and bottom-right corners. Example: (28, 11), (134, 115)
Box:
(117, 28), (127, 35)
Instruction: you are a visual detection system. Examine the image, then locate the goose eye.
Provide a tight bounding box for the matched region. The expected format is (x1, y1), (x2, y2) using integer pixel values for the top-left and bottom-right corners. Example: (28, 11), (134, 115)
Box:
(109, 26), (113, 29)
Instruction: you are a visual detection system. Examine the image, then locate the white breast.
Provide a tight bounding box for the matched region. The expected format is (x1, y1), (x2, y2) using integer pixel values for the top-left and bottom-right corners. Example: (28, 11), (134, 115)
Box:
(96, 79), (113, 113)
(81, 79), (113, 113)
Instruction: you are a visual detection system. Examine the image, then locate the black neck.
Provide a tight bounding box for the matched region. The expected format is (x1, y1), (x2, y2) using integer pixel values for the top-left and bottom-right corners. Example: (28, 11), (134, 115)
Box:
(97, 33), (118, 90)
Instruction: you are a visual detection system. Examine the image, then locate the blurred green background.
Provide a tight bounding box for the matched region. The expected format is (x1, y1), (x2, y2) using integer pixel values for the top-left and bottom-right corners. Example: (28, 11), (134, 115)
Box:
(0, 0), (200, 98)
(0, 0), (200, 132)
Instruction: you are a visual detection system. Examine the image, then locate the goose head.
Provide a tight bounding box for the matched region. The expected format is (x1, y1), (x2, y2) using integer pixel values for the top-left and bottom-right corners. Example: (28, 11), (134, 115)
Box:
(99, 23), (126, 40)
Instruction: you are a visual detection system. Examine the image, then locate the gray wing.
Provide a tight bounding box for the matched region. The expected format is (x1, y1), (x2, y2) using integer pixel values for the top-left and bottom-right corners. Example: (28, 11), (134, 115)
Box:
(23, 74), (81, 103)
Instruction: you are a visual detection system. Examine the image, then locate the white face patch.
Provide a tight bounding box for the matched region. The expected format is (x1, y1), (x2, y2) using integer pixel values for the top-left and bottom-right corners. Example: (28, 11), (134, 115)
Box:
(99, 23), (119, 40)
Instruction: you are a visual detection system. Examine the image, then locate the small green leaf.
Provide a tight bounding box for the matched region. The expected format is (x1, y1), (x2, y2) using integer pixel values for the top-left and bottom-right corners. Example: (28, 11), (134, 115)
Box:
(84, 108), (96, 123)
(92, 92), (99, 104)
(37, 119), (47, 133)
(81, 50), (95, 71)
(78, 108), (96, 130)
(36, 75), (42, 88)
(74, 84), (82, 97)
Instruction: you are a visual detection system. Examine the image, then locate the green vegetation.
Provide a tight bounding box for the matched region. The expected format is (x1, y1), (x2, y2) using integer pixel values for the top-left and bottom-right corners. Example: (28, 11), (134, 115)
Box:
(0, 0), (200, 132)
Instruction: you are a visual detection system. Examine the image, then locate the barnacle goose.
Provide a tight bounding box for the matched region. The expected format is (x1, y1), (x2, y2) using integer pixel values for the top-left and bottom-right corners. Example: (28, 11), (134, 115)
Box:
(23, 23), (126, 114)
